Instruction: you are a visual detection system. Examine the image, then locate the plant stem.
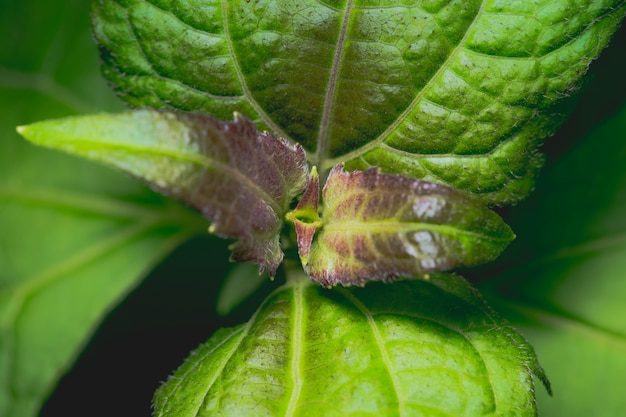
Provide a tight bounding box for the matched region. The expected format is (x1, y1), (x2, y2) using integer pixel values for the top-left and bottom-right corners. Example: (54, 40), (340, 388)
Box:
(283, 260), (311, 285)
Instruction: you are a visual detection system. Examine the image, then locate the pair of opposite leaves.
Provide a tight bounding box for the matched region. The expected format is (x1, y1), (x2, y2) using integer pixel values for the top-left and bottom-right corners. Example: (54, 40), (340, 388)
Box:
(17, 109), (514, 286)
(22, 0), (626, 286)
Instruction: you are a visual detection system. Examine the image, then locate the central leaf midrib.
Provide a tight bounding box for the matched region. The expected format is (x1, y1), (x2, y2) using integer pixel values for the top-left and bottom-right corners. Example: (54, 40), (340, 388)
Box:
(314, 0), (355, 168)
(498, 298), (626, 348)
(0, 187), (167, 219)
(321, 1), (489, 170)
(323, 220), (510, 242)
(284, 280), (305, 417)
(52, 139), (283, 216)
(0, 221), (163, 328)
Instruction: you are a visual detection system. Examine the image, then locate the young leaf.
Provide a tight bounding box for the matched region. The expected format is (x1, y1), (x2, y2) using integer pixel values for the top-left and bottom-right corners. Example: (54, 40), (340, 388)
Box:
(216, 263), (268, 316)
(92, 0), (626, 204)
(285, 166), (322, 267)
(153, 272), (548, 417)
(17, 110), (309, 275)
(289, 166), (514, 286)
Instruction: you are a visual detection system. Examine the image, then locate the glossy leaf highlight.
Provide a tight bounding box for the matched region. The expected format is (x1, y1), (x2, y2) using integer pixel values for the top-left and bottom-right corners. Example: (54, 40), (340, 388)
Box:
(290, 166), (514, 286)
(17, 110), (309, 275)
(153, 273), (548, 417)
(93, 0), (626, 203)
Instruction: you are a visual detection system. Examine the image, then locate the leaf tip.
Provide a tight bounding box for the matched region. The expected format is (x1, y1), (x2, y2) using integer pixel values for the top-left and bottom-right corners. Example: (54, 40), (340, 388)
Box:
(15, 124), (39, 144)
(530, 357), (553, 397)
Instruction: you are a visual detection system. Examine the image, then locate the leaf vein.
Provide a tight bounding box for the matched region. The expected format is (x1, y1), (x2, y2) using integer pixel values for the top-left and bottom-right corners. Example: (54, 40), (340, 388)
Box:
(219, 0), (294, 143)
(0, 187), (168, 220)
(321, 0), (489, 169)
(1, 221), (187, 407)
(284, 280), (305, 417)
(0, 68), (95, 113)
(337, 289), (404, 417)
(49, 139), (282, 217)
(158, 326), (246, 415)
(314, 0), (356, 168)
(324, 221), (511, 243)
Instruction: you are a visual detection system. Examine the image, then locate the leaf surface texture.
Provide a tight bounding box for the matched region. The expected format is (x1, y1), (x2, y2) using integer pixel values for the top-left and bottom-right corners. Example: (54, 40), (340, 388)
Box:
(18, 110), (308, 274)
(154, 274), (546, 417)
(93, 0), (626, 203)
(289, 166), (514, 286)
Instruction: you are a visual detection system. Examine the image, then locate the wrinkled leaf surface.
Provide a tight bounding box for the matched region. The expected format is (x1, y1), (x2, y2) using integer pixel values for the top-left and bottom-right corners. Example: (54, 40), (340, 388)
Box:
(154, 273), (547, 417)
(93, 0), (626, 203)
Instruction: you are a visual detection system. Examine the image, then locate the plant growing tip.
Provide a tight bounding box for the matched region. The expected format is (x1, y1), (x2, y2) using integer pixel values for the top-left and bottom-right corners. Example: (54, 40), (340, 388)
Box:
(286, 166), (322, 267)
(288, 165), (515, 286)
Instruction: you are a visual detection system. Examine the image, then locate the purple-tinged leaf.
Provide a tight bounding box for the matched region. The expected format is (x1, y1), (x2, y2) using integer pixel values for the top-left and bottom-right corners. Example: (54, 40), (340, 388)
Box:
(17, 110), (309, 275)
(285, 167), (321, 265)
(292, 166), (514, 286)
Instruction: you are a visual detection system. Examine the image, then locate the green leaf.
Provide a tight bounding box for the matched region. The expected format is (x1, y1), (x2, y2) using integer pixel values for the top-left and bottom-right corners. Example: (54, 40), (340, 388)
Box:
(0, 192), (201, 417)
(216, 263), (268, 316)
(92, 0), (626, 204)
(289, 166), (514, 286)
(17, 110), (309, 275)
(480, 102), (626, 416)
(154, 272), (547, 417)
(0, 2), (205, 415)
